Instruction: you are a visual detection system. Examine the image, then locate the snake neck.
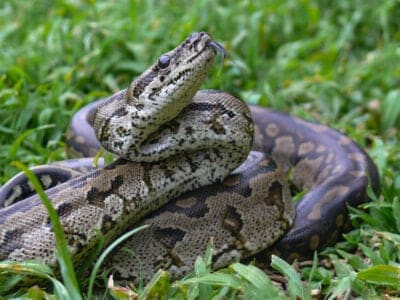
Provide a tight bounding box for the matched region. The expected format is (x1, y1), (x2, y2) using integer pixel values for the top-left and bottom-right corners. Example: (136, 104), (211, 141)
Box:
(94, 32), (225, 161)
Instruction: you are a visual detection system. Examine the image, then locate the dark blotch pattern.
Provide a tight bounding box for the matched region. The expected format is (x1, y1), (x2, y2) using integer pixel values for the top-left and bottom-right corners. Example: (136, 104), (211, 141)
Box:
(86, 175), (124, 206)
(0, 228), (24, 258)
(222, 205), (244, 234)
(152, 227), (186, 249)
(56, 202), (74, 218)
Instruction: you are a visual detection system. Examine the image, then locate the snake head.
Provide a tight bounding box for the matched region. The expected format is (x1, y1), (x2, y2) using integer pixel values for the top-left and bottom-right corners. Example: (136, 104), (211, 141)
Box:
(125, 32), (223, 115)
(94, 32), (226, 159)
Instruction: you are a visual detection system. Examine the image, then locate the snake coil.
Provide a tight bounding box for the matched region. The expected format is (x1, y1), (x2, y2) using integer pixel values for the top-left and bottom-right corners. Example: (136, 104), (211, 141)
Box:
(0, 32), (379, 283)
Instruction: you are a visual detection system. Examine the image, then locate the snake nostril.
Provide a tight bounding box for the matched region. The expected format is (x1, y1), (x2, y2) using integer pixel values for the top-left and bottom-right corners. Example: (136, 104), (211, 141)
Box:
(189, 32), (200, 42)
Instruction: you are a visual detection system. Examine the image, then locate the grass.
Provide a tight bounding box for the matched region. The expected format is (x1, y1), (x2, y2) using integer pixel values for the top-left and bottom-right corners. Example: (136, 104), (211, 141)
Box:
(0, 0), (399, 298)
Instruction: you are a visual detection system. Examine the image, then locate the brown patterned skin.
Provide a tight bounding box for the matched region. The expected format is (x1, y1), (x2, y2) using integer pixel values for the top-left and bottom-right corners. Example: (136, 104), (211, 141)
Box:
(61, 97), (379, 282)
(0, 32), (262, 278)
(0, 32), (379, 283)
(109, 150), (294, 281)
(248, 106), (380, 262)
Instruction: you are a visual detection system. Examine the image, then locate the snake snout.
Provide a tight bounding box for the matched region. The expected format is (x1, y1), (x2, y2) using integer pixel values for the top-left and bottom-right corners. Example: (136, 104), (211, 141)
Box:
(187, 32), (226, 59)
(188, 32), (202, 42)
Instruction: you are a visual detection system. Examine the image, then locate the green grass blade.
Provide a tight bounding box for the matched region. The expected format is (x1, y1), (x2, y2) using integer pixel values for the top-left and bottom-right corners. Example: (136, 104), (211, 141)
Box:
(87, 224), (149, 300)
(0, 260), (53, 294)
(230, 263), (287, 300)
(8, 125), (55, 159)
(357, 243), (385, 265)
(179, 272), (243, 288)
(393, 197), (400, 232)
(12, 161), (82, 299)
(139, 270), (171, 300)
(382, 89), (400, 131)
(49, 277), (72, 300)
(336, 249), (368, 271)
(271, 255), (309, 300)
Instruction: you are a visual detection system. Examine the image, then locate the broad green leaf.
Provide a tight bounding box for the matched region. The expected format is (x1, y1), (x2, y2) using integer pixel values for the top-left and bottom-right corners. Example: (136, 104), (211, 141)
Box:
(271, 255), (309, 300)
(357, 265), (400, 287)
(230, 263), (287, 300)
(140, 270), (171, 300)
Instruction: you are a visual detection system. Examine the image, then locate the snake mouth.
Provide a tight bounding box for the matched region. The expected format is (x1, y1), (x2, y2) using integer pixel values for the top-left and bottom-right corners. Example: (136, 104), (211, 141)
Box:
(189, 32), (225, 53)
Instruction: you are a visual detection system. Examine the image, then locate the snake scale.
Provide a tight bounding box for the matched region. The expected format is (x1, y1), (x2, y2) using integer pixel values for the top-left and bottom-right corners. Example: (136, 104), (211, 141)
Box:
(0, 32), (379, 283)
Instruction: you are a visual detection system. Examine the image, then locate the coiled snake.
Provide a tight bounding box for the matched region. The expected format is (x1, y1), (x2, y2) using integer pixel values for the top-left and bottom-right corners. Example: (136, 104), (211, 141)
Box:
(0, 32), (379, 282)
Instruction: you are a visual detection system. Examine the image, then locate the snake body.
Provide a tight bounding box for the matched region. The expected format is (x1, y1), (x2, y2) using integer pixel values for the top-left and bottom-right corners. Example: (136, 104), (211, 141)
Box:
(0, 32), (379, 282)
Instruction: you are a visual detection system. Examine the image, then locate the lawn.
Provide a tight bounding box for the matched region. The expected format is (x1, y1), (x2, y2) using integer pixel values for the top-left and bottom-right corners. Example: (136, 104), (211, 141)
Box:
(0, 0), (399, 298)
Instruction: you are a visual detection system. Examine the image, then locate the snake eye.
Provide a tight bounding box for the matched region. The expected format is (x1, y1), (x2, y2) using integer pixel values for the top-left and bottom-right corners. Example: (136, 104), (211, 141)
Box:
(157, 55), (171, 69)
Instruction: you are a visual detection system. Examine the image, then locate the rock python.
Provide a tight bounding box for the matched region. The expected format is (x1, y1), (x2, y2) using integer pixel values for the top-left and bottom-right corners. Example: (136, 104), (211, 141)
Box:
(0, 32), (379, 283)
